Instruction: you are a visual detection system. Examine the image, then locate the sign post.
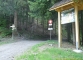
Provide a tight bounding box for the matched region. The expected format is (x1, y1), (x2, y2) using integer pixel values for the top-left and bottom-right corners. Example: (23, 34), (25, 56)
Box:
(48, 20), (53, 40)
(10, 24), (16, 40)
(50, 30), (51, 40)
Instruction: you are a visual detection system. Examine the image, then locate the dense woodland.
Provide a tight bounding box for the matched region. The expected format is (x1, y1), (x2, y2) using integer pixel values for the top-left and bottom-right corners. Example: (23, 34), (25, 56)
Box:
(0, 0), (83, 45)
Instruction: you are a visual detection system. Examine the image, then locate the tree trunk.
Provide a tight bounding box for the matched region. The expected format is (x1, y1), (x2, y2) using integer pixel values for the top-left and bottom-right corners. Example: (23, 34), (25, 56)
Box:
(26, 0), (29, 30)
(13, 10), (18, 36)
(9, 15), (13, 27)
(54, 21), (56, 35)
(43, 19), (44, 34)
(37, 18), (38, 27)
(14, 10), (17, 29)
(46, 19), (48, 30)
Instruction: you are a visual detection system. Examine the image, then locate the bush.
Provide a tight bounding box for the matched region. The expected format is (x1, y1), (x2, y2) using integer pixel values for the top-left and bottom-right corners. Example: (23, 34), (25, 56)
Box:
(0, 27), (12, 37)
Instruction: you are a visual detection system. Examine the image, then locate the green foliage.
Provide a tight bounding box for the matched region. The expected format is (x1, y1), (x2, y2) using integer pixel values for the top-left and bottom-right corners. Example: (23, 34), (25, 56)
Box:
(0, 27), (11, 37)
(72, 0), (83, 3)
(28, 0), (57, 20)
(0, 0), (28, 15)
(62, 25), (67, 38)
(15, 40), (83, 60)
(0, 16), (11, 37)
(0, 0), (29, 37)
(73, 0), (80, 2)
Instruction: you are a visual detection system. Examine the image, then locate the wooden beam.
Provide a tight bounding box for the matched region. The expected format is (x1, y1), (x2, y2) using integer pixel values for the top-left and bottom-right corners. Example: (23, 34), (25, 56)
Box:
(55, 2), (73, 11)
(75, 5), (80, 50)
(58, 10), (62, 48)
(50, 1), (83, 11)
(50, 2), (74, 11)
(72, 23), (76, 45)
(60, 4), (74, 11)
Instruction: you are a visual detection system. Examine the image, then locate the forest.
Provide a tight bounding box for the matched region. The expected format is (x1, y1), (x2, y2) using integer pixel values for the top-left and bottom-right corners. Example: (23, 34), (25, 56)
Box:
(0, 0), (83, 45)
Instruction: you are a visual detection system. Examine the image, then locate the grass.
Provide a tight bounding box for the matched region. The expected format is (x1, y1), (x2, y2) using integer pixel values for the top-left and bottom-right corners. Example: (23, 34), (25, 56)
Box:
(0, 37), (19, 45)
(15, 40), (83, 60)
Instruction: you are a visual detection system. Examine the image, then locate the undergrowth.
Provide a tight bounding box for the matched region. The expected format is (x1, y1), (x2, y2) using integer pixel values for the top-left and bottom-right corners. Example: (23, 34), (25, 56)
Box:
(15, 40), (83, 60)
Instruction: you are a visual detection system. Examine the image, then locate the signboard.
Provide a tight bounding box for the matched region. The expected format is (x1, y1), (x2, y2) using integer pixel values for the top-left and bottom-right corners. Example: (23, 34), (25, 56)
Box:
(49, 24), (52, 26)
(48, 20), (52, 24)
(48, 19), (53, 30)
(48, 20), (53, 40)
(61, 8), (75, 24)
(10, 24), (16, 30)
(48, 28), (53, 30)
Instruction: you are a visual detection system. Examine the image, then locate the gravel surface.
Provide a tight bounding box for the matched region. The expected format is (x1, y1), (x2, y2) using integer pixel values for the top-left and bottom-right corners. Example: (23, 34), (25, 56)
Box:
(0, 40), (43, 60)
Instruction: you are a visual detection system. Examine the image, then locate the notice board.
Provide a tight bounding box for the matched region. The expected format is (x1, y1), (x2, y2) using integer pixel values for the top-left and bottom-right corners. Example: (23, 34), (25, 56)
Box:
(61, 8), (75, 24)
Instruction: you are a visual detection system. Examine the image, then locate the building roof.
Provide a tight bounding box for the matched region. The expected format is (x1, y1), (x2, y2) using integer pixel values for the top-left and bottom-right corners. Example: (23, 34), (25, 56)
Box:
(49, 0), (73, 11)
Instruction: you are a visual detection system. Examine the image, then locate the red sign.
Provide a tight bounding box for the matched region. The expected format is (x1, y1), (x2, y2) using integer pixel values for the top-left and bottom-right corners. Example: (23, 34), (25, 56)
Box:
(48, 20), (52, 24)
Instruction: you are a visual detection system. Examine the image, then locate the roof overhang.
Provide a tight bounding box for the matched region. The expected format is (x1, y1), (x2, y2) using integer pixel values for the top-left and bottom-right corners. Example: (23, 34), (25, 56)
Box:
(50, 0), (83, 11)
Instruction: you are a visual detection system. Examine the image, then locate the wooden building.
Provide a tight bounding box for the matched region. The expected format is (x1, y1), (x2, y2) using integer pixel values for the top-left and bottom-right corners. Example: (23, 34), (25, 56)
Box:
(49, 0), (83, 50)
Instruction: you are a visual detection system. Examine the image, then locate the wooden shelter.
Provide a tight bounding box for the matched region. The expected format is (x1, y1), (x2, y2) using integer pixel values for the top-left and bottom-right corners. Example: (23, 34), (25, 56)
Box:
(49, 0), (83, 50)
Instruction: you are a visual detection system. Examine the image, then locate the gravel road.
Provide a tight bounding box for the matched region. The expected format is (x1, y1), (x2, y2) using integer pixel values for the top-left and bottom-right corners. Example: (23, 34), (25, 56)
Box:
(0, 40), (43, 60)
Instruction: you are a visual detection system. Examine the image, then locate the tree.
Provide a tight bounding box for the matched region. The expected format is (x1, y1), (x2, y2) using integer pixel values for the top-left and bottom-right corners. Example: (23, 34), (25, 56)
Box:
(28, 0), (58, 35)
(0, 0), (30, 37)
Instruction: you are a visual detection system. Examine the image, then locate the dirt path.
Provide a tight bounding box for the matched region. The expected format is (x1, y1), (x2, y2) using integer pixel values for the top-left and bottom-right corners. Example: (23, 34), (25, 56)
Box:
(0, 40), (43, 60)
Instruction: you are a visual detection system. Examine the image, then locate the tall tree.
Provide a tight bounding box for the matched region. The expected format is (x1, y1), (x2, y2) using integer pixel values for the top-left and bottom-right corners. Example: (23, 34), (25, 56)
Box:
(28, 0), (58, 35)
(0, 0), (30, 37)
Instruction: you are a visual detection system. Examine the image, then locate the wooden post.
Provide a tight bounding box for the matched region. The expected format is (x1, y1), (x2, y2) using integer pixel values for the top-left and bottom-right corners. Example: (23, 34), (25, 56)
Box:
(72, 23), (75, 45)
(75, 5), (80, 50)
(58, 10), (62, 48)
